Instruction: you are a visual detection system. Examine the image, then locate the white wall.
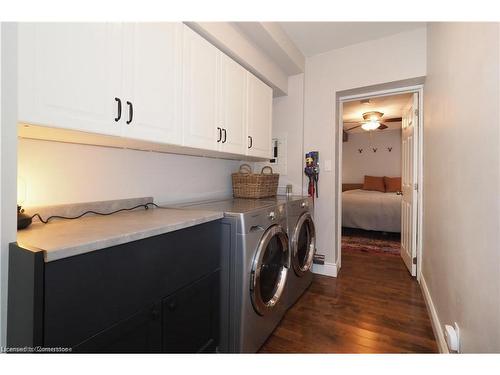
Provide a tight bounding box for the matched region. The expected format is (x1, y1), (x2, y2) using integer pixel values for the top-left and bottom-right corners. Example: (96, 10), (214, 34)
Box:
(303, 27), (427, 264)
(268, 73), (304, 194)
(342, 129), (401, 183)
(423, 22), (500, 353)
(0, 23), (18, 348)
(18, 139), (240, 207)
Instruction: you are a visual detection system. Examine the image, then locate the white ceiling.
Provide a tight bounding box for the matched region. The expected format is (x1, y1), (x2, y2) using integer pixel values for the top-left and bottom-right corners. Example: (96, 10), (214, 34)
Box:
(279, 22), (425, 57)
(343, 93), (412, 133)
(234, 22), (305, 75)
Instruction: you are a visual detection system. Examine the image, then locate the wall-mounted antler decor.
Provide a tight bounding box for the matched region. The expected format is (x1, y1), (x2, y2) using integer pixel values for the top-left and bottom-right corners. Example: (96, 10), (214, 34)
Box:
(354, 145), (395, 154)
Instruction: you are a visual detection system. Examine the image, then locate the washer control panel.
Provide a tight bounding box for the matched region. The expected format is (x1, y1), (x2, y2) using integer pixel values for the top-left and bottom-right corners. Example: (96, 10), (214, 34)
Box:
(268, 204), (285, 221)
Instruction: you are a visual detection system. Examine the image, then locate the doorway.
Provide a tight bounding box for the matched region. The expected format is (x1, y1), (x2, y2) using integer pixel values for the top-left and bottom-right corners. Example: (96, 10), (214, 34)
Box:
(336, 86), (423, 279)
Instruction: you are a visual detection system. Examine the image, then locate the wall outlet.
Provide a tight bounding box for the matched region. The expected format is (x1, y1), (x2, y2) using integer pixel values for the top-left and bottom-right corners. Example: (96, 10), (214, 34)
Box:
(444, 322), (460, 353)
(454, 322), (460, 353)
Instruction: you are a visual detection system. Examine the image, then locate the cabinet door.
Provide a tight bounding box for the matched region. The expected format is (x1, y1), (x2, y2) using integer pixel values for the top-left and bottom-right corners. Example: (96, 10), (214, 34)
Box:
(122, 23), (183, 144)
(246, 72), (273, 158)
(218, 54), (247, 155)
(163, 271), (220, 353)
(72, 303), (162, 353)
(18, 23), (123, 137)
(182, 26), (219, 151)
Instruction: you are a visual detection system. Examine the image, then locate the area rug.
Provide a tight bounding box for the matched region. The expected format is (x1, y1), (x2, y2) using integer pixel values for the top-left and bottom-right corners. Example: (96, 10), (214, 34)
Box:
(342, 229), (401, 256)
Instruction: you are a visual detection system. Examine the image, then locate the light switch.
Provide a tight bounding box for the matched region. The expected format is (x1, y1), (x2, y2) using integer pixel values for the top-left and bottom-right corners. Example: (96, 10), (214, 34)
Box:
(324, 159), (332, 172)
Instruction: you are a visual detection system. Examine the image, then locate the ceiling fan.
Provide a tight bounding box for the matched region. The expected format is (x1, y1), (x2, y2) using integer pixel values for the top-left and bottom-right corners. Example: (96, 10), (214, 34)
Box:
(344, 111), (402, 132)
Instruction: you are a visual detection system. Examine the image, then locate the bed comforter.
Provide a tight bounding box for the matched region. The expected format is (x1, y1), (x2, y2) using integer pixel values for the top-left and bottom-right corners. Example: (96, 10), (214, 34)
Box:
(342, 189), (401, 232)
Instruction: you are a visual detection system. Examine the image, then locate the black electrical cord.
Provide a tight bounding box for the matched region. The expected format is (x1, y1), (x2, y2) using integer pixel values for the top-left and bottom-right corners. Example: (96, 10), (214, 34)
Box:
(30, 202), (168, 224)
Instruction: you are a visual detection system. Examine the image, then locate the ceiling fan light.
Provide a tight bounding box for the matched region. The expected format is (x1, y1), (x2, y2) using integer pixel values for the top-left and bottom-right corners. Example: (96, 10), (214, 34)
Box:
(362, 111), (384, 122)
(361, 121), (380, 131)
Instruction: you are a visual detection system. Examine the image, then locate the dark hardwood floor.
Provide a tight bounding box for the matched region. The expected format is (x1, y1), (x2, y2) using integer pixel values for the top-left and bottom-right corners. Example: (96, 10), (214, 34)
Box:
(259, 250), (438, 353)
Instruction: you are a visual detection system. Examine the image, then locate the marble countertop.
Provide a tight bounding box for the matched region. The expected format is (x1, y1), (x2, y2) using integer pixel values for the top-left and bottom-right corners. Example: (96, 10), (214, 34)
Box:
(17, 207), (224, 262)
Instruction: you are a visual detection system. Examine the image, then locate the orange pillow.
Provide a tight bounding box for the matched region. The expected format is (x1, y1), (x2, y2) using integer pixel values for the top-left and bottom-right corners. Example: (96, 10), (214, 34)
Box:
(384, 176), (402, 193)
(363, 176), (385, 192)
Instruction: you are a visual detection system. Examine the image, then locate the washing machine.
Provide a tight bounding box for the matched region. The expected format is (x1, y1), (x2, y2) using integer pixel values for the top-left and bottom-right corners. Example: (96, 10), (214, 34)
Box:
(178, 198), (290, 353)
(267, 196), (316, 309)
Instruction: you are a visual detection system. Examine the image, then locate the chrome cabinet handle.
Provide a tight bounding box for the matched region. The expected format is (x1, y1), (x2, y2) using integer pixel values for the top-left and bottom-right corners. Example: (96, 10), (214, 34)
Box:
(248, 136), (253, 149)
(114, 97), (121, 122)
(222, 128), (227, 143)
(217, 127), (222, 142)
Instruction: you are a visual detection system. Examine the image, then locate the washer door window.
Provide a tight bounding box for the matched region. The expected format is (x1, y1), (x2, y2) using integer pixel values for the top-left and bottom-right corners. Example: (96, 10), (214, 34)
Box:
(251, 225), (289, 316)
(291, 212), (316, 277)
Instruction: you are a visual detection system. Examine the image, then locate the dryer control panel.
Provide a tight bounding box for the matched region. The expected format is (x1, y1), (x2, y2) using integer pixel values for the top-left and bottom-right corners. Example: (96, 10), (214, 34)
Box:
(268, 205), (285, 222)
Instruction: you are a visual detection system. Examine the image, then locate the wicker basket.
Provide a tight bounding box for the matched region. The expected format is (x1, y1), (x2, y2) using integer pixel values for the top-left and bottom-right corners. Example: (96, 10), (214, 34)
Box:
(232, 164), (279, 199)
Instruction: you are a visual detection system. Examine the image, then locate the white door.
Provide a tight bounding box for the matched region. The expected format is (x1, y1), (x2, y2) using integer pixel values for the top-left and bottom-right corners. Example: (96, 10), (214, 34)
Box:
(182, 25), (219, 151)
(218, 54), (247, 155)
(246, 72), (272, 158)
(122, 23), (183, 144)
(401, 93), (419, 276)
(18, 23), (123, 137)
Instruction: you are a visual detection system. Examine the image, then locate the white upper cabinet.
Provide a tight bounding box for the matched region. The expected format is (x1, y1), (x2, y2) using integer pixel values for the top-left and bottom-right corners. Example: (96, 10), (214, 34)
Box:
(122, 23), (183, 144)
(218, 54), (247, 155)
(246, 72), (273, 158)
(19, 23), (184, 144)
(182, 26), (219, 151)
(18, 23), (273, 160)
(18, 23), (123, 137)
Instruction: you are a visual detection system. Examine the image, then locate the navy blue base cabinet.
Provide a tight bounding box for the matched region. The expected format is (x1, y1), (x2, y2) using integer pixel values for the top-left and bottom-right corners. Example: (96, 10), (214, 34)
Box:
(7, 220), (232, 353)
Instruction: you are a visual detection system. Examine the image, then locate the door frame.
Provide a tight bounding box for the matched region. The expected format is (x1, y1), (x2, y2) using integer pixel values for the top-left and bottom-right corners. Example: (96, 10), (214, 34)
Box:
(336, 85), (424, 281)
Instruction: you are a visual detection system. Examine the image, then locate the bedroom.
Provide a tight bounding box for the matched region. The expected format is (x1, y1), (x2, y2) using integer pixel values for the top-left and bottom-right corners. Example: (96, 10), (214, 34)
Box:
(341, 91), (417, 273)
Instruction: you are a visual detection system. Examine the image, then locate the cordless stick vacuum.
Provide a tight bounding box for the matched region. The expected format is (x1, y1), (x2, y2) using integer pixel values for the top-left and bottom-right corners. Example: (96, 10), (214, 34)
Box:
(304, 151), (319, 202)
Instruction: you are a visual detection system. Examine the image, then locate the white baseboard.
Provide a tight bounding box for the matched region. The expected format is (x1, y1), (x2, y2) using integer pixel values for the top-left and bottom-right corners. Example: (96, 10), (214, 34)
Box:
(420, 275), (449, 353)
(312, 262), (338, 277)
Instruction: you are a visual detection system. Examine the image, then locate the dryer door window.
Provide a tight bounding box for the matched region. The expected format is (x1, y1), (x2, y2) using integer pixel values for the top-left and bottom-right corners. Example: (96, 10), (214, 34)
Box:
(292, 213), (316, 277)
(250, 225), (289, 316)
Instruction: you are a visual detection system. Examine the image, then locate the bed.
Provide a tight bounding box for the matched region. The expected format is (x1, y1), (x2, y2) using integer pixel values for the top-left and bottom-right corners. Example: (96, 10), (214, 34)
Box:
(342, 187), (402, 233)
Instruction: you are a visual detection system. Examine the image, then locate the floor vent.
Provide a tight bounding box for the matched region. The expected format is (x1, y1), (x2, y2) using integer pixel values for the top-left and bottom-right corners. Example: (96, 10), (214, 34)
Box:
(313, 253), (325, 265)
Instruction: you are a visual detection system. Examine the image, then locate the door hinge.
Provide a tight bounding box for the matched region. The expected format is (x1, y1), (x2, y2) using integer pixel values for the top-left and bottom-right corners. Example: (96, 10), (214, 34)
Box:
(414, 183), (418, 191)
(413, 257), (417, 265)
(414, 108), (419, 117)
